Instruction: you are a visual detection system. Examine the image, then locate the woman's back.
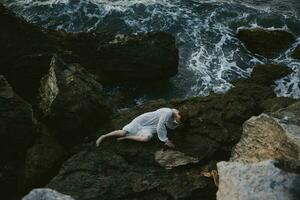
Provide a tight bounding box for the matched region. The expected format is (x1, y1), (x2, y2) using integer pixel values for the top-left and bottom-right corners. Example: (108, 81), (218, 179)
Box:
(132, 108), (172, 127)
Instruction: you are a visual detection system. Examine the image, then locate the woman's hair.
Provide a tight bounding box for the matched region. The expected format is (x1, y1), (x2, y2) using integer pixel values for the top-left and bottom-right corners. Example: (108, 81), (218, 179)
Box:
(178, 108), (188, 123)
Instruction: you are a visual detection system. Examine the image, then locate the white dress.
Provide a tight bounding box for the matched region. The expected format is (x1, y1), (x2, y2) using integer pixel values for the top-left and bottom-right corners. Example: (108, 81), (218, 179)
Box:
(122, 108), (179, 142)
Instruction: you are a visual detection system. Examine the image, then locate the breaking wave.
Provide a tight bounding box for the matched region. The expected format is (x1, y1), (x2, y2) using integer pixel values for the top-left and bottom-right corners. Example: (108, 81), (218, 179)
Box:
(3, 0), (300, 100)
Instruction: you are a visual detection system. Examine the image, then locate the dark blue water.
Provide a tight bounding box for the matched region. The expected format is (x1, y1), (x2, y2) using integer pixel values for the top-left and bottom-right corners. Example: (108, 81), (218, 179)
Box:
(3, 0), (300, 104)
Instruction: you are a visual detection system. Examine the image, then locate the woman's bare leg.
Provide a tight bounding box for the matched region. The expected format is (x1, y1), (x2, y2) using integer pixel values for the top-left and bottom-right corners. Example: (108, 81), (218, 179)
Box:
(117, 135), (151, 142)
(96, 130), (126, 147)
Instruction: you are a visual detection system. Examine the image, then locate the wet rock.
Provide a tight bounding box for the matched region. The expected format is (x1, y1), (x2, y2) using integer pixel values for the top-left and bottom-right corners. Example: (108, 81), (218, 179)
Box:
(291, 44), (300, 59)
(217, 160), (300, 200)
(38, 55), (112, 145)
(230, 102), (300, 163)
(237, 28), (295, 58)
(22, 188), (75, 200)
(154, 149), (199, 169)
(248, 63), (292, 86)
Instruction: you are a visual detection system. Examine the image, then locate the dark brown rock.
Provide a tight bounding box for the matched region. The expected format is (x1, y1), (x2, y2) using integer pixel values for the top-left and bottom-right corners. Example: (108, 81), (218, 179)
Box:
(49, 30), (179, 83)
(248, 64), (292, 86)
(237, 28), (295, 58)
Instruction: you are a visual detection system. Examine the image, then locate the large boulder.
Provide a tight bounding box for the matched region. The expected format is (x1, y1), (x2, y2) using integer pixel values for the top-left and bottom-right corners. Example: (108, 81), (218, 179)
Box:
(47, 63), (293, 200)
(230, 102), (300, 163)
(237, 28), (295, 58)
(22, 188), (75, 200)
(38, 55), (112, 145)
(247, 63), (292, 86)
(217, 101), (300, 200)
(49, 30), (179, 82)
(217, 160), (300, 200)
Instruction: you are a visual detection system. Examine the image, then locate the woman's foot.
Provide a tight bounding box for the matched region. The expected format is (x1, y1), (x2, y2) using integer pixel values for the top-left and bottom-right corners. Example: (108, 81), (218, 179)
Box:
(96, 136), (105, 147)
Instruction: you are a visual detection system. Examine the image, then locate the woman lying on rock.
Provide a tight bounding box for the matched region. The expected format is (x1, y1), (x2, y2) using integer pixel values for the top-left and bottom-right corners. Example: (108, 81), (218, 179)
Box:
(96, 108), (184, 148)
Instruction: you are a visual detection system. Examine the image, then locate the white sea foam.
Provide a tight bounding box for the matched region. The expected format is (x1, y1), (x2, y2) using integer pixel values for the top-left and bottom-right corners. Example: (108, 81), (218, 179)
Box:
(236, 24), (291, 34)
(273, 37), (300, 99)
(3, 0), (300, 100)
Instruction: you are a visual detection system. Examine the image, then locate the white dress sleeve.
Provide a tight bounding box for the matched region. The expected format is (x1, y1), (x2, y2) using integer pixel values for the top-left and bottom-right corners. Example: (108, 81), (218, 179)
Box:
(156, 110), (172, 142)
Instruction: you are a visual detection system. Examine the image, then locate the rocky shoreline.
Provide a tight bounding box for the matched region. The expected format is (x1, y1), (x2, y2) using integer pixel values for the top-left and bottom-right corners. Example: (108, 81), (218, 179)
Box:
(1, 4), (300, 200)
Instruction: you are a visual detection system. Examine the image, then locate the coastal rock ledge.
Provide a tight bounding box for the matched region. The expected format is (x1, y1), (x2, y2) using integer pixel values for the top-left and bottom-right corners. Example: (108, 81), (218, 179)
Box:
(45, 63), (293, 200)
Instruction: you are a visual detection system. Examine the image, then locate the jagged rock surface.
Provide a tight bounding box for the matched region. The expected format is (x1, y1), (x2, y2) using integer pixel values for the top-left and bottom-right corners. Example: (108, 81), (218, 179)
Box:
(38, 55), (111, 145)
(47, 63), (293, 200)
(217, 101), (300, 200)
(230, 102), (300, 163)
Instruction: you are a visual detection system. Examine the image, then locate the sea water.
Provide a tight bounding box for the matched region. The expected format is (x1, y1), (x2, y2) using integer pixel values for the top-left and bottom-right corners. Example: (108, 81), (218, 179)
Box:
(3, 0), (300, 104)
